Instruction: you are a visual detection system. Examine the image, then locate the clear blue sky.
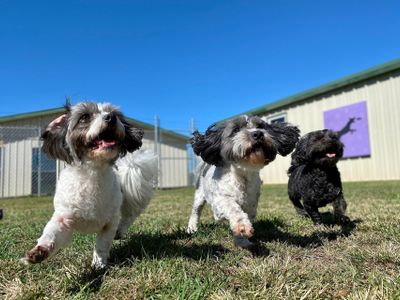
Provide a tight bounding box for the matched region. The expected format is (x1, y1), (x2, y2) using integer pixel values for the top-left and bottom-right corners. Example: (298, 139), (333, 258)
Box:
(1, 0), (399, 133)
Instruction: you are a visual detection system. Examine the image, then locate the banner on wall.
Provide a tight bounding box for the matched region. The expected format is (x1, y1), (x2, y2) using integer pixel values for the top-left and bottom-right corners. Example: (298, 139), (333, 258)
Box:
(323, 101), (371, 158)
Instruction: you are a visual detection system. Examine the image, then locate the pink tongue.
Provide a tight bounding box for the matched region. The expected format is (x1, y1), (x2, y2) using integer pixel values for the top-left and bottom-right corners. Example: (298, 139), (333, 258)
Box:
(326, 153), (336, 158)
(96, 140), (116, 148)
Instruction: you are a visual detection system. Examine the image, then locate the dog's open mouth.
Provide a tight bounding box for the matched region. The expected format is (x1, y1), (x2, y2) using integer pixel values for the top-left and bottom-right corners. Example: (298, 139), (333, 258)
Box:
(93, 139), (116, 150)
(326, 152), (337, 158)
(244, 144), (275, 166)
(89, 131), (118, 151)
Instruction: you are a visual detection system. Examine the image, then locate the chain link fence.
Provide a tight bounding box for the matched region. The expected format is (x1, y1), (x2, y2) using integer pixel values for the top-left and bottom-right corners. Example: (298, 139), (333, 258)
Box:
(0, 126), (197, 198)
(0, 126), (49, 198)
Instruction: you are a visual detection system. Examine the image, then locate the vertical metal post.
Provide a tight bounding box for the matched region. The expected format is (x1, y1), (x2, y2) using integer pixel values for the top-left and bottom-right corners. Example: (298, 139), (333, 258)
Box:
(37, 126), (42, 197)
(154, 115), (158, 155)
(190, 118), (196, 134)
(154, 115), (162, 189)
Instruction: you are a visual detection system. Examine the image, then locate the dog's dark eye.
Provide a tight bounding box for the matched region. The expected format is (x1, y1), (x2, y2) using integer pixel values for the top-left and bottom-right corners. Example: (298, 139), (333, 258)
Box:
(232, 127), (241, 134)
(256, 124), (265, 129)
(79, 114), (90, 123)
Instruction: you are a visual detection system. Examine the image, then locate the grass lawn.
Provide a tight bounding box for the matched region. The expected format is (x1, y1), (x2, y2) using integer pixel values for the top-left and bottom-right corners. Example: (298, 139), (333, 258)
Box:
(0, 181), (400, 299)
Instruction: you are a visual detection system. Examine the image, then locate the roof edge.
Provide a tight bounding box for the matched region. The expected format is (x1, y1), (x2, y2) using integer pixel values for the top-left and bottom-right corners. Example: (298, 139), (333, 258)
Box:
(0, 107), (189, 141)
(0, 107), (65, 123)
(220, 57), (400, 122)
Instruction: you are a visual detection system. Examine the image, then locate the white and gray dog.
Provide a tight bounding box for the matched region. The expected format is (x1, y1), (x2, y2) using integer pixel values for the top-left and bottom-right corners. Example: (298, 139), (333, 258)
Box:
(21, 101), (157, 269)
(187, 115), (299, 247)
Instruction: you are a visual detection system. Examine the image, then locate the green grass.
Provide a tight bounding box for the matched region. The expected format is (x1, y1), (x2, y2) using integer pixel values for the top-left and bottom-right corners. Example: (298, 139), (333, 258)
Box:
(1, 181), (400, 299)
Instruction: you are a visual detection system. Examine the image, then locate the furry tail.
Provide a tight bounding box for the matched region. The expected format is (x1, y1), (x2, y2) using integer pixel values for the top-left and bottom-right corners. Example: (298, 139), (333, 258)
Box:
(115, 149), (158, 238)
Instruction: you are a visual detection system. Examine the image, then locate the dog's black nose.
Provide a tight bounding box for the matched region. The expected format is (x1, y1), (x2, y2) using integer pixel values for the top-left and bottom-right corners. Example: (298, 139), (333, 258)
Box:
(103, 112), (116, 124)
(252, 130), (264, 140)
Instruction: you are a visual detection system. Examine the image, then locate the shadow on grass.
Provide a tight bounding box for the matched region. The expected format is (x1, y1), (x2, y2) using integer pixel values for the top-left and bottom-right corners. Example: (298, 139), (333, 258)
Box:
(68, 227), (229, 294)
(68, 214), (361, 294)
(253, 213), (362, 248)
(110, 228), (229, 264)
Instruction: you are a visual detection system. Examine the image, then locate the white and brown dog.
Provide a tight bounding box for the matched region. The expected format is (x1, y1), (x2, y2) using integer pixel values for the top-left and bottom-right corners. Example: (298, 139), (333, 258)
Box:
(187, 116), (299, 248)
(21, 101), (157, 269)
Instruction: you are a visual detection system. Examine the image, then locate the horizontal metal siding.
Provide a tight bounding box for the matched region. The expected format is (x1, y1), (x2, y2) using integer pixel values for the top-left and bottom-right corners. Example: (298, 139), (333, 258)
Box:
(260, 73), (400, 184)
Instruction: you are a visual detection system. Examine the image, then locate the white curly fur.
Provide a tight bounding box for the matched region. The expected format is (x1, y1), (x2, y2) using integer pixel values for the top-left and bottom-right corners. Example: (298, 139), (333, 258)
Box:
(21, 102), (157, 269)
(21, 150), (157, 269)
(115, 150), (158, 239)
(187, 161), (261, 248)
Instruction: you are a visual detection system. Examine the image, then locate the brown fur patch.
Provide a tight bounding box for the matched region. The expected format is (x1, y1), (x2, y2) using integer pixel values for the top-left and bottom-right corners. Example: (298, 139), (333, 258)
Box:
(24, 245), (52, 264)
(87, 147), (119, 161)
(102, 223), (111, 233)
(242, 149), (266, 166)
(233, 223), (254, 238)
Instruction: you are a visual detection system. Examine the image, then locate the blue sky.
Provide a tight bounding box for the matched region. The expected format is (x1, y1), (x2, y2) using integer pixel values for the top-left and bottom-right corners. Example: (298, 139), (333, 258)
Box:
(1, 0), (399, 133)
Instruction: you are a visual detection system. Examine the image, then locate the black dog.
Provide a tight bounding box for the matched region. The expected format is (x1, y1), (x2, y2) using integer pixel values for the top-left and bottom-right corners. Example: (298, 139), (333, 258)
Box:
(287, 129), (350, 224)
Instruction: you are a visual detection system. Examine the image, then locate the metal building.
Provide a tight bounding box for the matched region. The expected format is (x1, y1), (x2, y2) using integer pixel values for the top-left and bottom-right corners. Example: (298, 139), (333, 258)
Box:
(225, 58), (400, 184)
(0, 107), (190, 198)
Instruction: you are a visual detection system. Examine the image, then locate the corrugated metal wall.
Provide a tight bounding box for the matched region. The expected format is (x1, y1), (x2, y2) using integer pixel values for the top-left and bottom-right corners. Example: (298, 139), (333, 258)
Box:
(260, 72), (400, 184)
(131, 134), (189, 188)
(156, 135), (189, 188)
(0, 139), (38, 197)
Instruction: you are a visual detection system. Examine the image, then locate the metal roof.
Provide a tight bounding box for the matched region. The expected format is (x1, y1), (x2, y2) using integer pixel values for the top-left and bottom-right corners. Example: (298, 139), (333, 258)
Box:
(221, 58), (400, 122)
(0, 106), (189, 141)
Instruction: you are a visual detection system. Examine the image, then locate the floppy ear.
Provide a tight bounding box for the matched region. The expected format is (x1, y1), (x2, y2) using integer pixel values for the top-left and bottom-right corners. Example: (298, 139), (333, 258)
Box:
(191, 123), (223, 166)
(119, 118), (144, 156)
(289, 136), (309, 167)
(41, 114), (73, 164)
(266, 123), (300, 156)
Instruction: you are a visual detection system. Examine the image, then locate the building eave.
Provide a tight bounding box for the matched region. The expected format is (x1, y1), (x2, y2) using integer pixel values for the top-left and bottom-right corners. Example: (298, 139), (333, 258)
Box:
(0, 107), (189, 141)
(219, 57), (400, 123)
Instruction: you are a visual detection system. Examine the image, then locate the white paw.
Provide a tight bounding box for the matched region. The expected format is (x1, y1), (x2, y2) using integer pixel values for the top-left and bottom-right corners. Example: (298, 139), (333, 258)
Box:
(20, 257), (31, 265)
(186, 223), (198, 234)
(91, 260), (107, 270)
(91, 255), (107, 269)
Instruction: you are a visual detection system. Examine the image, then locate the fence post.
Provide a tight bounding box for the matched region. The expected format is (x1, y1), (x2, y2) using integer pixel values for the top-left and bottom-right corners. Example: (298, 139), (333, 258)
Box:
(37, 126), (42, 197)
(154, 115), (161, 189)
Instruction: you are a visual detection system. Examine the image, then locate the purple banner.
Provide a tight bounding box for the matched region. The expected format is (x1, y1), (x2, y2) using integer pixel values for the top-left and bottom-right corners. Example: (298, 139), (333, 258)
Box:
(323, 101), (371, 158)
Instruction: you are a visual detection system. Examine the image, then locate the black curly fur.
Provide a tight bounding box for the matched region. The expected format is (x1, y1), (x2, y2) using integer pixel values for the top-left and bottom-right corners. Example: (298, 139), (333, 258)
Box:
(265, 122), (300, 156)
(191, 123), (224, 166)
(287, 129), (350, 225)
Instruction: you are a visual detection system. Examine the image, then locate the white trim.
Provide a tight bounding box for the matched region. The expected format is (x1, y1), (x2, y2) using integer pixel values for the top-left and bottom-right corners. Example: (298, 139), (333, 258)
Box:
(265, 113), (287, 124)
